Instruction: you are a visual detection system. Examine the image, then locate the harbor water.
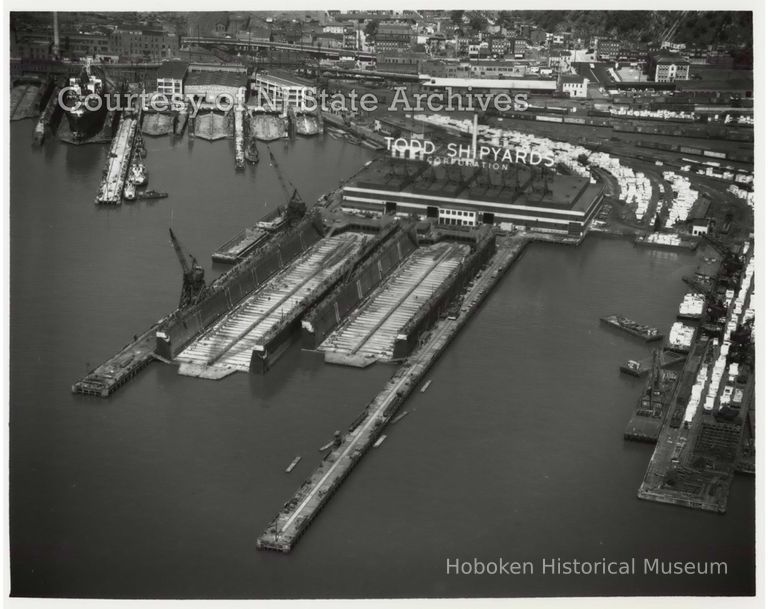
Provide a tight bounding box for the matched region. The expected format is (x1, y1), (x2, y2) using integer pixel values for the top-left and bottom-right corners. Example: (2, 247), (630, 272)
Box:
(9, 122), (754, 598)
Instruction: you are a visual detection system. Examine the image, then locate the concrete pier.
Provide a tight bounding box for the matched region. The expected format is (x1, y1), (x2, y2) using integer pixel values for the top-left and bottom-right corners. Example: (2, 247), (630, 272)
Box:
(72, 324), (159, 397)
(637, 245), (754, 513)
(96, 111), (138, 204)
(257, 234), (528, 552)
(234, 93), (245, 169)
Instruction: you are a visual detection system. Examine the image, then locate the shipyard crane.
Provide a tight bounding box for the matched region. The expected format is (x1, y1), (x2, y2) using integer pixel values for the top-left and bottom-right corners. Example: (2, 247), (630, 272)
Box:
(266, 144), (306, 225)
(169, 228), (206, 308)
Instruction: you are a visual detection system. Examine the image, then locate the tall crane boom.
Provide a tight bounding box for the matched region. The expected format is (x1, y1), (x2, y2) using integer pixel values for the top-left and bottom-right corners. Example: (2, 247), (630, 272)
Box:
(266, 145), (299, 202)
(266, 144), (306, 225)
(169, 228), (206, 308)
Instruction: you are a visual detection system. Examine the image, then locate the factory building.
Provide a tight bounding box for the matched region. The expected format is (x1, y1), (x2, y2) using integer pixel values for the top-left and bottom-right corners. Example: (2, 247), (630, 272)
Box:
(341, 160), (605, 236)
(155, 60), (188, 96)
(651, 54), (691, 82)
(252, 70), (317, 111)
(558, 74), (589, 98)
(185, 69), (247, 106)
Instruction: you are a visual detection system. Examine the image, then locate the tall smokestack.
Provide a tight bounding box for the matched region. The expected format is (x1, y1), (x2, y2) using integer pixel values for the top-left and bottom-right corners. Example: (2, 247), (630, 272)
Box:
(52, 11), (60, 58)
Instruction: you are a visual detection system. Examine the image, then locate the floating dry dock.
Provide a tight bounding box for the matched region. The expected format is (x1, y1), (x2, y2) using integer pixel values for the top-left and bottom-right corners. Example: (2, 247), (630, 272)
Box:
(318, 242), (470, 366)
(257, 233), (528, 552)
(176, 231), (370, 378)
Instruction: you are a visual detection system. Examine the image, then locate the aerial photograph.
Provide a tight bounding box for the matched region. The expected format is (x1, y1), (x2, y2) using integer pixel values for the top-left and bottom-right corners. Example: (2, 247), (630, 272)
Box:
(6, 3), (760, 603)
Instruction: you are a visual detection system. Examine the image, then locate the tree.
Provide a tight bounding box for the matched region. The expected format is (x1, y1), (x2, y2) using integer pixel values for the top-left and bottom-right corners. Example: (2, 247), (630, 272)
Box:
(450, 10), (464, 26)
(469, 14), (487, 33)
(496, 11), (513, 28)
(364, 19), (379, 39)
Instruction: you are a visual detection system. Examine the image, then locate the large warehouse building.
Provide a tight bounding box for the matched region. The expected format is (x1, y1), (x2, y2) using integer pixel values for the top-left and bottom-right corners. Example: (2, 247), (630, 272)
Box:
(341, 159), (605, 236)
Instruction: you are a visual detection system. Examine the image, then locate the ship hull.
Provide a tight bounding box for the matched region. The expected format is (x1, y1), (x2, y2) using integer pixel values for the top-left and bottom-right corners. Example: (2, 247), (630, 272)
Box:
(251, 113), (287, 141)
(65, 102), (108, 142)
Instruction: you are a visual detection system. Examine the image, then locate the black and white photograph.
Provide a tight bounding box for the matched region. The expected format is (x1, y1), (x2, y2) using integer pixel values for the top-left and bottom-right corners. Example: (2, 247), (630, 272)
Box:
(3, 0), (763, 604)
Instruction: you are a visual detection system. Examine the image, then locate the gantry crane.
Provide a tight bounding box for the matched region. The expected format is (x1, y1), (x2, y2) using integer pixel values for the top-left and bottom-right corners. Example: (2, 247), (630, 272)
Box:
(169, 228), (206, 308)
(266, 144), (306, 225)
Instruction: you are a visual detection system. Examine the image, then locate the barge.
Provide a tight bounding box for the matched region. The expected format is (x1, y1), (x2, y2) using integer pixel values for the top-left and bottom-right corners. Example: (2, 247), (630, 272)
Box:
(600, 315), (663, 342)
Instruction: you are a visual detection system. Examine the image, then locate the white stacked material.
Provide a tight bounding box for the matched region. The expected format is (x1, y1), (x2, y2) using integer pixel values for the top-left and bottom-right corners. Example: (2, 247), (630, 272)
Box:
(645, 233), (682, 246)
(662, 173), (699, 228)
(679, 292), (705, 317)
(727, 184), (754, 207)
(668, 322), (695, 350)
(609, 107), (695, 121)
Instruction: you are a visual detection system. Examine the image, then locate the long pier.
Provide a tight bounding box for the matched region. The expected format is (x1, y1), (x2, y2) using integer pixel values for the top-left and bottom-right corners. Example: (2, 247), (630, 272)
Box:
(71, 323), (160, 397)
(637, 243), (754, 513)
(96, 110), (138, 204)
(257, 234), (528, 552)
(234, 96), (245, 169)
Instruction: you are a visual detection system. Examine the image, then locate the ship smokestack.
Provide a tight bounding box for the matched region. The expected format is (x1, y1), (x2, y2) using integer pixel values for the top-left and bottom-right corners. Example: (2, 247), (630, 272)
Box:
(52, 11), (60, 58)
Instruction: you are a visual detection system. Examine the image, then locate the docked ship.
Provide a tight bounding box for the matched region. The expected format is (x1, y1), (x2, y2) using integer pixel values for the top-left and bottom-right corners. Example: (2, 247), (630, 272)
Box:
(63, 61), (108, 142)
(289, 106), (320, 136)
(250, 107), (287, 141)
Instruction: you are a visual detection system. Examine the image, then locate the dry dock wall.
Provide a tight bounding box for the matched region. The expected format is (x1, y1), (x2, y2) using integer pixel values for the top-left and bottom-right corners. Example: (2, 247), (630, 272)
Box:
(393, 230), (497, 359)
(156, 214), (325, 360)
(249, 223), (411, 373)
(301, 224), (419, 349)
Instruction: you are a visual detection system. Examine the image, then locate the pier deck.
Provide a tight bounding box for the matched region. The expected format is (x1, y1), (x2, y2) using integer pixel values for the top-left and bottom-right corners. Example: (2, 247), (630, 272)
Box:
(72, 324), (159, 397)
(257, 235), (528, 552)
(96, 113), (137, 204)
(318, 242), (470, 364)
(637, 255), (754, 513)
(176, 232), (369, 377)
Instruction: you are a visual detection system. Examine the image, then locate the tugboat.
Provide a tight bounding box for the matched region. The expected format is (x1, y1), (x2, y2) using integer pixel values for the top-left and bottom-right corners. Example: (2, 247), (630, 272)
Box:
(129, 162), (147, 186)
(123, 181), (136, 201)
(245, 135), (259, 163)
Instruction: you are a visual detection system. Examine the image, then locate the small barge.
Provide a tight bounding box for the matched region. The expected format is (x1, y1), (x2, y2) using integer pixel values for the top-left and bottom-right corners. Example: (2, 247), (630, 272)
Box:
(136, 189), (168, 200)
(285, 456), (302, 473)
(600, 315), (663, 342)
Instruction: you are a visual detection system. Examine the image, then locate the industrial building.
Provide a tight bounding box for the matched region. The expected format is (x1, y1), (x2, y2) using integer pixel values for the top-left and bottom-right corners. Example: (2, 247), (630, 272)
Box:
(185, 69), (247, 105)
(558, 74), (589, 98)
(252, 70), (317, 111)
(341, 160), (605, 236)
(155, 60), (188, 96)
(651, 54), (691, 82)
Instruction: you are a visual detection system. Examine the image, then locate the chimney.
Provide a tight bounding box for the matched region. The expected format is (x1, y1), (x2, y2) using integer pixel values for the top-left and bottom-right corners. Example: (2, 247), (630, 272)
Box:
(52, 11), (60, 58)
